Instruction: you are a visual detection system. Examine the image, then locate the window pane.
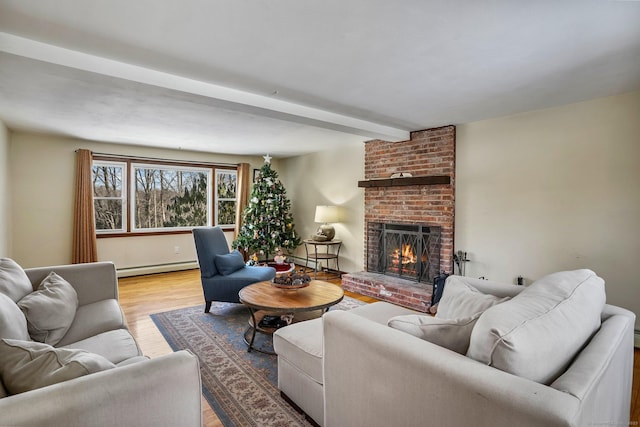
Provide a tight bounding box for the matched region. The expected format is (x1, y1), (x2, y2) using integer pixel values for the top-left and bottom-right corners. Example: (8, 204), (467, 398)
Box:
(94, 199), (123, 230)
(216, 171), (237, 198)
(133, 167), (209, 229)
(215, 169), (237, 226)
(92, 165), (122, 197)
(217, 200), (236, 225)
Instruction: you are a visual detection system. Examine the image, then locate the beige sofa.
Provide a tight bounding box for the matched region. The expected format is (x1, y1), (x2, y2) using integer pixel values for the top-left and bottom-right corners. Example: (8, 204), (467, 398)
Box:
(275, 270), (636, 427)
(0, 260), (202, 427)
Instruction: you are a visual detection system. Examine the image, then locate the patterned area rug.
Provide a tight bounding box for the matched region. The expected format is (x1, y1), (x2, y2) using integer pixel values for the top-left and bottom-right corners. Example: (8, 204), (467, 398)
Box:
(151, 297), (364, 427)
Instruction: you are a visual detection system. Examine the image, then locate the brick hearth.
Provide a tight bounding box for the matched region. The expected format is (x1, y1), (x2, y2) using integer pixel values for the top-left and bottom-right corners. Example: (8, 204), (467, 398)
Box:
(342, 271), (432, 312)
(350, 125), (455, 309)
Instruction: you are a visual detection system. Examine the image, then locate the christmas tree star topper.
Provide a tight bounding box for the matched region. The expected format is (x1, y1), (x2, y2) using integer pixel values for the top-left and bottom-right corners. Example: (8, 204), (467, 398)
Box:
(263, 154), (272, 164)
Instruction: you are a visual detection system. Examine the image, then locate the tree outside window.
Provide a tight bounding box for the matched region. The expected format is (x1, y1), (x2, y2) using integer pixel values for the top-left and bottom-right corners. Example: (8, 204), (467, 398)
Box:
(215, 169), (237, 226)
(92, 161), (126, 232)
(132, 165), (210, 231)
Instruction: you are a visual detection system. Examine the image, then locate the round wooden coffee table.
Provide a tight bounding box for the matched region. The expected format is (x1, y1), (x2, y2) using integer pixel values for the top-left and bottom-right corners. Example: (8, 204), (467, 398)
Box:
(238, 280), (344, 354)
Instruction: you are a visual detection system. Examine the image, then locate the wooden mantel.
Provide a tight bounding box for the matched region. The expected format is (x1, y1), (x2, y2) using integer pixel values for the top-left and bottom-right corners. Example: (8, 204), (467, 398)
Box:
(358, 175), (450, 188)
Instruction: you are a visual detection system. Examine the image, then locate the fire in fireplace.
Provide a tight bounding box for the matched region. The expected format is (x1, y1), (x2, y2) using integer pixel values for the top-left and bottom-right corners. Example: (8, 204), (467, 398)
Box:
(367, 223), (441, 283)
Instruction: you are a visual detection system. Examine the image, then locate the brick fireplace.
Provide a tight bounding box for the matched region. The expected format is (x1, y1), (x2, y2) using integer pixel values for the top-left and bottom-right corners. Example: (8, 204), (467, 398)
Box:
(342, 126), (455, 312)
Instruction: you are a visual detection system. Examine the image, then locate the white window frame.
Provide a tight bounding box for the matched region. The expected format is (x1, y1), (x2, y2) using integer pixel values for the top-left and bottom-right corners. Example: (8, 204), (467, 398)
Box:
(92, 160), (127, 234)
(214, 168), (237, 227)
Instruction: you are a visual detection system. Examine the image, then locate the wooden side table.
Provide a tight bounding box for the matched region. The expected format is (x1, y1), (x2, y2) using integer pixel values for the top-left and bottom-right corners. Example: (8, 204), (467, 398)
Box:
(303, 239), (342, 279)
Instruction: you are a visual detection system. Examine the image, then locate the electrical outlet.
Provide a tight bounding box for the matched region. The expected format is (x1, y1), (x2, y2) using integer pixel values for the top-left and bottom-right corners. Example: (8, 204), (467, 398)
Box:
(174, 246), (180, 254)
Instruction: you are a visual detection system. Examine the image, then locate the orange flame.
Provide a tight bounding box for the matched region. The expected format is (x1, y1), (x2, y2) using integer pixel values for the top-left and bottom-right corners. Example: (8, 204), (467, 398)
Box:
(391, 244), (417, 265)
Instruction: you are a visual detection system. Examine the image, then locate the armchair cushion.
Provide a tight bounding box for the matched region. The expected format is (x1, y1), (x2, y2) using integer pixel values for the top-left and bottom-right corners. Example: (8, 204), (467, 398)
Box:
(0, 338), (115, 395)
(18, 272), (78, 346)
(56, 299), (126, 347)
(61, 329), (142, 365)
(0, 258), (33, 302)
(214, 250), (245, 276)
(467, 269), (606, 384)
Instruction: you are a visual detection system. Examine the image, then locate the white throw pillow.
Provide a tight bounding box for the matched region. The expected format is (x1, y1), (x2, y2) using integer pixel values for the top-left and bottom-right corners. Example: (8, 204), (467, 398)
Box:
(389, 278), (509, 353)
(436, 276), (510, 319)
(388, 314), (479, 354)
(18, 272), (78, 345)
(0, 338), (115, 395)
(0, 258), (33, 302)
(467, 269), (606, 384)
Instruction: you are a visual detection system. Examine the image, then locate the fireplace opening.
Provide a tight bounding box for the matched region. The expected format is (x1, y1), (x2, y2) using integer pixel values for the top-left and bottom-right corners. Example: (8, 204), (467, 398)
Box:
(367, 223), (441, 283)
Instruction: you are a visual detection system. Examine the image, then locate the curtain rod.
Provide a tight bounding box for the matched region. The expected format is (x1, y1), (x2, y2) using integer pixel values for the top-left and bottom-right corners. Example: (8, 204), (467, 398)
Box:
(77, 149), (239, 167)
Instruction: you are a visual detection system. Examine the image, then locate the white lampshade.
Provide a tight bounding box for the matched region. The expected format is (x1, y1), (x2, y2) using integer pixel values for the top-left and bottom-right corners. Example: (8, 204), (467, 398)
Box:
(314, 205), (340, 223)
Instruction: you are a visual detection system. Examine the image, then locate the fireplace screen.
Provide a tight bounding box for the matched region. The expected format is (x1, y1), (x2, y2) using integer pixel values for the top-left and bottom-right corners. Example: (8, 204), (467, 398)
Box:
(367, 223), (441, 283)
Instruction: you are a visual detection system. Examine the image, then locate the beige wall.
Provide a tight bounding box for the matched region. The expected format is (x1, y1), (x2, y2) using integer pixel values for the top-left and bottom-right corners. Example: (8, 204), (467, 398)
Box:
(0, 121), (10, 257)
(456, 91), (640, 328)
(9, 132), (264, 269)
(6, 91), (639, 331)
(280, 144), (365, 274)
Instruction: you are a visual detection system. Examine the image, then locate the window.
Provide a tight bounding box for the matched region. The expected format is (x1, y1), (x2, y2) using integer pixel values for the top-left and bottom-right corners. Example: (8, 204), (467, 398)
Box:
(215, 169), (237, 226)
(92, 161), (126, 233)
(132, 164), (211, 231)
(92, 157), (237, 235)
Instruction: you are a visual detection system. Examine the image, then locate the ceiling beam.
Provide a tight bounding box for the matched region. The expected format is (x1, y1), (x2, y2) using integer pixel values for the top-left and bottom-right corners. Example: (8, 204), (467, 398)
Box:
(0, 32), (409, 142)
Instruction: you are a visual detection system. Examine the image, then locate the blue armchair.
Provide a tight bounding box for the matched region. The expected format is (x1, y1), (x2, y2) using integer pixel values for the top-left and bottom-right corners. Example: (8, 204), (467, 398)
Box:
(193, 226), (276, 313)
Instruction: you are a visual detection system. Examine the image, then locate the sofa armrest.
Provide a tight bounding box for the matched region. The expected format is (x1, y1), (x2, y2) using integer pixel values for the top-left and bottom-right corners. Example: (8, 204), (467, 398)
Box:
(25, 261), (118, 305)
(323, 310), (579, 427)
(0, 350), (202, 427)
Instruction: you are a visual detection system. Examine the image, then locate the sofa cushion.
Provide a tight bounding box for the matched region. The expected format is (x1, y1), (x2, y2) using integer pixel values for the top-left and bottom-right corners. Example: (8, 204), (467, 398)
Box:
(0, 338), (115, 395)
(214, 250), (245, 276)
(436, 276), (510, 319)
(18, 272), (78, 346)
(0, 258), (33, 302)
(56, 299), (126, 346)
(61, 329), (142, 364)
(467, 269), (606, 384)
(273, 317), (324, 384)
(388, 314), (479, 354)
(0, 293), (30, 341)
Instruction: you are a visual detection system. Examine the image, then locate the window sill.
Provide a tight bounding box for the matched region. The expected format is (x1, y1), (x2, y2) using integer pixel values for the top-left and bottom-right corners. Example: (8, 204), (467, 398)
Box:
(96, 227), (235, 238)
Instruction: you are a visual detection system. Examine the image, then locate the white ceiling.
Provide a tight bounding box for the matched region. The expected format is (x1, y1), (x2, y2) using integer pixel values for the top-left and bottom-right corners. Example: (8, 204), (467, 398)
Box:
(1, 0), (639, 158)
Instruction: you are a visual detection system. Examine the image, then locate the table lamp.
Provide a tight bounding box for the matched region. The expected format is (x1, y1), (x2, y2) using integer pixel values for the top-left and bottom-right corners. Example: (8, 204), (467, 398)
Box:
(314, 205), (340, 241)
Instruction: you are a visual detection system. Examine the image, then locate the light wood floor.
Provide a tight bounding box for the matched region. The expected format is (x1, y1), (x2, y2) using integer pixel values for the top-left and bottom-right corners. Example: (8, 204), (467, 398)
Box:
(118, 268), (640, 426)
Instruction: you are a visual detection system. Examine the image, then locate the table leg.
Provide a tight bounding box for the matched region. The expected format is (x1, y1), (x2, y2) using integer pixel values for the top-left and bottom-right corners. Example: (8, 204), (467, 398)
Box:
(242, 309), (278, 355)
(243, 308), (259, 352)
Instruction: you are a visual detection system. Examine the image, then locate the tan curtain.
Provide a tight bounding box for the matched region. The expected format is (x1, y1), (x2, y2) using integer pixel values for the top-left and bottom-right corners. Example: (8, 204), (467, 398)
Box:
(234, 163), (251, 238)
(72, 149), (98, 263)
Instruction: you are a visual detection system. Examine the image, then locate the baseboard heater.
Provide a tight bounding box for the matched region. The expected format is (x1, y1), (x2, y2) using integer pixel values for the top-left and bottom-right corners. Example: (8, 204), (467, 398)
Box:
(117, 261), (199, 278)
(287, 255), (324, 272)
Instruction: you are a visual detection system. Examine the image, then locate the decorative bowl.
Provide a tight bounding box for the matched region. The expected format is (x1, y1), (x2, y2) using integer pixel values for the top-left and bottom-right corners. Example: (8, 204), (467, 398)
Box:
(271, 271), (312, 290)
(270, 281), (310, 290)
